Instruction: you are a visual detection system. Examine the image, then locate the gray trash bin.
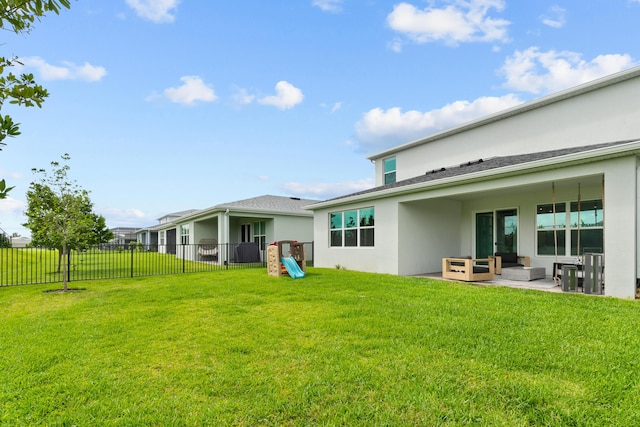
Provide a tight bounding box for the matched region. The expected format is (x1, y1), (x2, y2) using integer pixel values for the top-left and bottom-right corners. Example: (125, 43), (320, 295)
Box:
(584, 253), (604, 295)
(562, 265), (578, 292)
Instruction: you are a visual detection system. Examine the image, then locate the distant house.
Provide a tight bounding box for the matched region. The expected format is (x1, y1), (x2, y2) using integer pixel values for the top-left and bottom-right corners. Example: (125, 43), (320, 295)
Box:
(10, 236), (32, 248)
(136, 209), (199, 250)
(149, 195), (317, 263)
(109, 227), (141, 247)
(308, 65), (640, 298)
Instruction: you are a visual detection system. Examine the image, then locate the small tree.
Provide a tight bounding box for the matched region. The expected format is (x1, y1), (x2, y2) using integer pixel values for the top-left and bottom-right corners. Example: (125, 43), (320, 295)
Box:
(0, 231), (9, 248)
(0, 0), (72, 198)
(23, 154), (112, 290)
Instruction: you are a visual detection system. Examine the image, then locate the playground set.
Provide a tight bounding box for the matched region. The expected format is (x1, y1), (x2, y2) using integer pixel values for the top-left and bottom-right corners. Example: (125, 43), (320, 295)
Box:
(267, 240), (306, 279)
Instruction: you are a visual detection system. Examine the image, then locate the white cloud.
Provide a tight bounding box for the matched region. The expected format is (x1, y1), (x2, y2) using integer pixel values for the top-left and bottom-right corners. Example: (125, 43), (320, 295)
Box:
(258, 81), (304, 110)
(0, 196), (28, 235)
(500, 47), (635, 94)
(20, 56), (107, 82)
(0, 196), (24, 214)
(354, 94), (523, 152)
(282, 178), (375, 199)
(231, 86), (255, 106)
(100, 207), (149, 228)
(387, 37), (404, 53)
(161, 76), (217, 105)
(386, 0), (510, 46)
(541, 5), (566, 29)
(312, 0), (343, 13)
(321, 101), (343, 112)
(125, 0), (179, 23)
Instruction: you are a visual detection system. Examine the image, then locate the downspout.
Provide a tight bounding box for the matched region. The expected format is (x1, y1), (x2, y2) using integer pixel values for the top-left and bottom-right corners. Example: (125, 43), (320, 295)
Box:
(224, 209), (230, 241)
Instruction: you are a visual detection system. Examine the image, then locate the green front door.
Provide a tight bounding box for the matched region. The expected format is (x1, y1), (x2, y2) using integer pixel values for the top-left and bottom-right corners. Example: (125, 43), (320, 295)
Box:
(476, 209), (518, 257)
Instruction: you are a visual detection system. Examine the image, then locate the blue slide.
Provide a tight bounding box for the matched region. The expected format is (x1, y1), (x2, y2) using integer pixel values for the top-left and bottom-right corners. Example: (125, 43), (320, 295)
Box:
(281, 256), (305, 279)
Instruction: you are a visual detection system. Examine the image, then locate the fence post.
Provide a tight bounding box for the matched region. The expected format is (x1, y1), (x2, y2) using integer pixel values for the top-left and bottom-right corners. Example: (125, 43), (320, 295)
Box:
(182, 244), (186, 273)
(131, 246), (135, 278)
(67, 250), (72, 284)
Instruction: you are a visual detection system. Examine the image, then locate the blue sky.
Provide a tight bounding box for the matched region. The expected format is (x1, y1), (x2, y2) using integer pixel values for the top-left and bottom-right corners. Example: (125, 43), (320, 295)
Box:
(1, 0), (639, 237)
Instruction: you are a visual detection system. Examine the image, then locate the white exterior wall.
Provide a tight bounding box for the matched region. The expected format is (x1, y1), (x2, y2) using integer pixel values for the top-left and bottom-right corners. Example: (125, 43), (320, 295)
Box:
(398, 198), (462, 275)
(193, 221), (218, 245)
(272, 215), (314, 243)
(313, 199), (399, 274)
(373, 75), (640, 185)
(602, 157), (637, 298)
(316, 155), (639, 298)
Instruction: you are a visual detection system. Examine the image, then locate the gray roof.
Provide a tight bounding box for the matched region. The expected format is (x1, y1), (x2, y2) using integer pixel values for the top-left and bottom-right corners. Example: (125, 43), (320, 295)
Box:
(323, 140), (640, 203)
(139, 195), (319, 230)
(157, 209), (200, 221)
(215, 195), (319, 215)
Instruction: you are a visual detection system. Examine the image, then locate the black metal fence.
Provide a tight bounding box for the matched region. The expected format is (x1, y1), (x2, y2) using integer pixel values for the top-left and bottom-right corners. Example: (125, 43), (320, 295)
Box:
(0, 242), (314, 287)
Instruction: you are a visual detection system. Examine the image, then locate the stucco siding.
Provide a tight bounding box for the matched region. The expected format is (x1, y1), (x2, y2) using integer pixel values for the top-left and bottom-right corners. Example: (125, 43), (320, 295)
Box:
(398, 198), (462, 275)
(313, 199), (398, 274)
(318, 155), (640, 297)
(272, 215), (314, 243)
(377, 77), (640, 185)
(602, 156), (637, 298)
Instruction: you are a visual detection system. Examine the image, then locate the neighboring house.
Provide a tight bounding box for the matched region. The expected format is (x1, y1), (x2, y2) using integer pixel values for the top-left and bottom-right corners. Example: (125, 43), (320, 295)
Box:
(154, 195), (317, 263)
(136, 209), (200, 251)
(11, 236), (32, 248)
(308, 65), (640, 298)
(109, 227), (141, 247)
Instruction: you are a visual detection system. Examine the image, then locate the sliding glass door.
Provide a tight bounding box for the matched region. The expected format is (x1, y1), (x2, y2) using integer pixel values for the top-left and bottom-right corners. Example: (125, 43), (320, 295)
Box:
(475, 212), (493, 259)
(476, 209), (518, 257)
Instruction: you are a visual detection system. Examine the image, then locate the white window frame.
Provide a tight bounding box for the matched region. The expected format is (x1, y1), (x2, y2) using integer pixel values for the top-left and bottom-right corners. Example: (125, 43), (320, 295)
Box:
(383, 157), (396, 185)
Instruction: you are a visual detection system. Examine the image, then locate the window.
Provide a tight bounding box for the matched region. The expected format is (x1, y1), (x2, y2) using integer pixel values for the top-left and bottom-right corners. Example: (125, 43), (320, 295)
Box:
(160, 231), (165, 246)
(180, 224), (190, 245)
(536, 199), (603, 256)
(537, 203), (566, 256)
(329, 207), (374, 247)
(241, 223), (251, 243)
(253, 221), (266, 250)
(570, 200), (603, 255)
(384, 157), (396, 185)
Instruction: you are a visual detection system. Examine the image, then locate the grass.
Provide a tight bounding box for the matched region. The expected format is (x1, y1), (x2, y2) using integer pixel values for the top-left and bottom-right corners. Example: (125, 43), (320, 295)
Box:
(1, 268), (640, 425)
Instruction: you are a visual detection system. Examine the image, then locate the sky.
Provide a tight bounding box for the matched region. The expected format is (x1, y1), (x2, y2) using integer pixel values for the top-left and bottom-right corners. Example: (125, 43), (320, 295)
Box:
(1, 0), (640, 237)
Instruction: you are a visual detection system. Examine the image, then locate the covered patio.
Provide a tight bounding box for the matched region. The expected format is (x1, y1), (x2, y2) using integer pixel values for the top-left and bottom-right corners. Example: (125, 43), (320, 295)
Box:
(397, 171), (607, 278)
(420, 271), (563, 293)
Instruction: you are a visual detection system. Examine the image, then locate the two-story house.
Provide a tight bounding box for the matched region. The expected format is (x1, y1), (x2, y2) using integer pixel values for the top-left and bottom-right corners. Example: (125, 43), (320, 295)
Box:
(308, 65), (640, 298)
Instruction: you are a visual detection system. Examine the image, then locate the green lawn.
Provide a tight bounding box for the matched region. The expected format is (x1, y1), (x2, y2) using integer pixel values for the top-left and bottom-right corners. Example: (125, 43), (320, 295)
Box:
(1, 268), (639, 425)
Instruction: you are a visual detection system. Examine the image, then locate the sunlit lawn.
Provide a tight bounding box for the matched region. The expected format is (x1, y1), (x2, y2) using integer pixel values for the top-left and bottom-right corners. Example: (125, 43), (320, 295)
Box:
(1, 268), (639, 425)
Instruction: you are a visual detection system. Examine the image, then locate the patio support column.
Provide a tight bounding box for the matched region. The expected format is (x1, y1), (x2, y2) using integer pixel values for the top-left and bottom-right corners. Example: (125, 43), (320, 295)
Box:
(603, 157), (637, 298)
(218, 211), (229, 265)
